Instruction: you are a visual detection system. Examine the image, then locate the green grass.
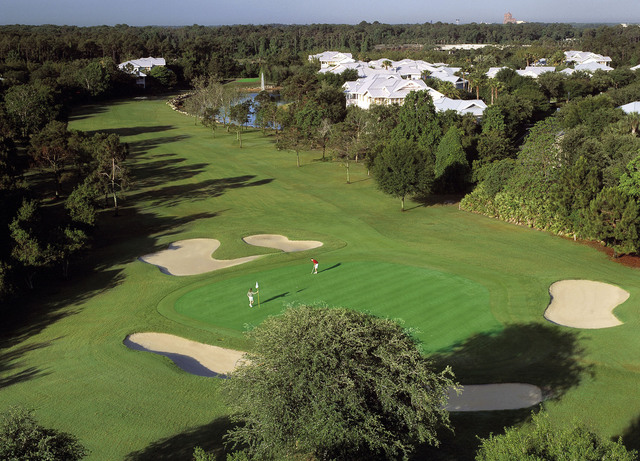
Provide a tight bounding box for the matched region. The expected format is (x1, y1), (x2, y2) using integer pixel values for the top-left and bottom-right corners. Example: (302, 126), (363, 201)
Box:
(171, 262), (497, 353)
(0, 94), (639, 460)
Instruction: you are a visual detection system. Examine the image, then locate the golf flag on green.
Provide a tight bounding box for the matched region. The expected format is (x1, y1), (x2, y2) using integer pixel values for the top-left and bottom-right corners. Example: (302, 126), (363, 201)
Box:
(256, 281), (260, 308)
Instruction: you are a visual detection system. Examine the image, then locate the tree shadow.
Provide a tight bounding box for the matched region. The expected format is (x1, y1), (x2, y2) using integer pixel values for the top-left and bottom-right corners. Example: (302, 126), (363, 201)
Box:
(128, 176), (274, 208)
(127, 135), (191, 158)
(413, 193), (464, 207)
(429, 322), (591, 394)
(83, 125), (176, 138)
(124, 416), (235, 461)
(412, 408), (536, 460)
(620, 414), (640, 453)
(0, 340), (57, 389)
(413, 322), (592, 459)
(66, 104), (111, 121)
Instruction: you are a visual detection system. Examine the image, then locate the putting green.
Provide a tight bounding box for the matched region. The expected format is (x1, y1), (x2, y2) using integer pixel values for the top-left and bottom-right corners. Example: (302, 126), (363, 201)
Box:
(174, 261), (499, 353)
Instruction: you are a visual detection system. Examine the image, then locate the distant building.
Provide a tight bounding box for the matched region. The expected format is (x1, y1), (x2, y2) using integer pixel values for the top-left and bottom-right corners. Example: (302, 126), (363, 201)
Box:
(503, 12), (526, 24)
(308, 51), (355, 68)
(118, 57), (166, 88)
(503, 12), (517, 24)
(564, 50), (612, 67)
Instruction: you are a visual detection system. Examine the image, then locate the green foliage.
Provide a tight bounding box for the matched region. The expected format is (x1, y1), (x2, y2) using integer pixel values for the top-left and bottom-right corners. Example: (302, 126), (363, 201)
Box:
(373, 137), (433, 210)
(77, 59), (114, 97)
(475, 410), (638, 461)
(3, 82), (58, 138)
(0, 406), (88, 460)
(392, 90), (441, 157)
(558, 94), (621, 131)
(619, 154), (640, 198)
(224, 306), (457, 461)
(193, 446), (217, 461)
(148, 65), (177, 88)
(30, 120), (73, 197)
(434, 126), (469, 193)
(585, 186), (640, 256)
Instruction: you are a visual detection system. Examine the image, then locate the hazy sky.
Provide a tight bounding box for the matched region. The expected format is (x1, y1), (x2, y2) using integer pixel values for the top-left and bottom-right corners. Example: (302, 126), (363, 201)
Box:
(1, 0), (638, 26)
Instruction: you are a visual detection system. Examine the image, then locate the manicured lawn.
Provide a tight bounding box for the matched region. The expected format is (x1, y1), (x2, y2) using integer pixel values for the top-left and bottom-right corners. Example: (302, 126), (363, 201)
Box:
(0, 94), (639, 460)
(172, 262), (497, 353)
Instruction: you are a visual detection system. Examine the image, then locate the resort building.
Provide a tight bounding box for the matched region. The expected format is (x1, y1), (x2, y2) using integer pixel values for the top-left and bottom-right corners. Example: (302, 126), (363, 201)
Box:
(118, 57), (166, 88)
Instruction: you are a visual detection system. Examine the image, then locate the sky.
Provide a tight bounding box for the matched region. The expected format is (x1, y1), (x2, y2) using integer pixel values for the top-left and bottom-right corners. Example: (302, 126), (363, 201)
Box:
(0, 0), (638, 26)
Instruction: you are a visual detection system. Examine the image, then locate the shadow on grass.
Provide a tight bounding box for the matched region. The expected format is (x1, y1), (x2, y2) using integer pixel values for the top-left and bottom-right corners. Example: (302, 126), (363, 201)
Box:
(84, 125), (175, 138)
(429, 322), (591, 395)
(620, 414), (640, 453)
(128, 175), (274, 208)
(262, 292), (290, 304)
(0, 340), (57, 389)
(319, 263), (341, 273)
(124, 416), (234, 461)
(128, 135), (191, 157)
(414, 322), (591, 460)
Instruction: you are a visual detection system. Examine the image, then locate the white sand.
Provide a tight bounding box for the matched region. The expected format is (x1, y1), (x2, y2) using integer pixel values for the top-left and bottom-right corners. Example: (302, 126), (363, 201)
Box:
(243, 234), (323, 252)
(139, 238), (260, 276)
(125, 333), (543, 411)
(124, 332), (246, 377)
(445, 383), (543, 412)
(544, 280), (629, 329)
(139, 235), (323, 276)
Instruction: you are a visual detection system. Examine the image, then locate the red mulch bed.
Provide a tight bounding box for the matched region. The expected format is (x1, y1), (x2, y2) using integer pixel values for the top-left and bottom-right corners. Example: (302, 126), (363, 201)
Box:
(578, 239), (640, 269)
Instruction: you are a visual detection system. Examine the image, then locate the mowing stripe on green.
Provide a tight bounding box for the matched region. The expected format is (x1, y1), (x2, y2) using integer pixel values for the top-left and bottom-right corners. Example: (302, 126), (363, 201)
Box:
(174, 261), (499, 352)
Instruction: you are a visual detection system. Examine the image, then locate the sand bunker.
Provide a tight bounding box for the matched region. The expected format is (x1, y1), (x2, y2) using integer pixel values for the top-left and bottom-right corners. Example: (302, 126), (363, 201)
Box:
(139, 239), (260, 276)
(140, 235), (323, 276)
(243, 234), (323, 252)
(445, 383), (543, 412)
(125, 333), (542, 411)
(124, 332), (246, 377)
(544, 280), (629, 329)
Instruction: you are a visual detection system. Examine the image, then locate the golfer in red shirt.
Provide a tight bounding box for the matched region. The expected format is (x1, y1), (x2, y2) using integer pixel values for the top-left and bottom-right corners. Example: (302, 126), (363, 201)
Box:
(311, 258), (318, 274)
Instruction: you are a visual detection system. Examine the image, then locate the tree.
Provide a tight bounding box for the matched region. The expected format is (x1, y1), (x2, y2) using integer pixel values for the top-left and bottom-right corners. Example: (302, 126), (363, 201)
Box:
(3, 83), (58, 138)
(9, 198), (54, 289)
(224, 305), (457, 461)
(434, 126), (470, 193)
(392, 90), (441, 159)
(148, 65), (177, 88)
(92, 133), (129, 216)
(585, 186), (640, 256)
(373, 138), (434, 211)
(476, 410), (638, 461)
(30, 120), (74, 198)
(77, 58), (113, 97)
(229, 100), (252, 148)
(0, 406), (88, 461)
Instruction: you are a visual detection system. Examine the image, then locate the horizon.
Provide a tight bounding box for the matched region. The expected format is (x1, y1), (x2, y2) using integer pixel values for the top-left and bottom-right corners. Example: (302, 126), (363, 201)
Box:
(1, 0), (639, 28)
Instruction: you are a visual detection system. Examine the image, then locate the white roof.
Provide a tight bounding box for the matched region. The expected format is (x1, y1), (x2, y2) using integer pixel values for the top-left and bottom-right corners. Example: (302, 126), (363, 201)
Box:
(309, 51), (353, 63)
(632, 64), (640, 71)
(433, 97), (487, 117)
(516, 66), (556, 78)
(619, 101), (640, 114)
(574, 62), (613, 72)
(118, 57), (165, 69)
(343, 74), (443, 101)
(565, 50), (611, 65)
(486, 67), (509, 78)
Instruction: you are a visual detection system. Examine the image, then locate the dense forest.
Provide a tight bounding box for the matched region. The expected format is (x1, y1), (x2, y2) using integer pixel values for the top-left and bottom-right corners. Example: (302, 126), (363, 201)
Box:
(1, 22), (640, 305)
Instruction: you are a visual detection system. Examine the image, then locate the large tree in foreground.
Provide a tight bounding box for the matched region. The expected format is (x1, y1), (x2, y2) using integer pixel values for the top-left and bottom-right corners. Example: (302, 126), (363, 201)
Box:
(224, 305), (457, 461)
